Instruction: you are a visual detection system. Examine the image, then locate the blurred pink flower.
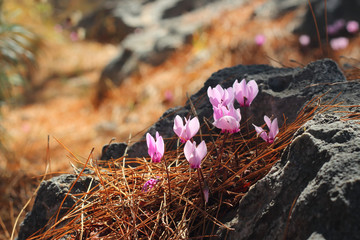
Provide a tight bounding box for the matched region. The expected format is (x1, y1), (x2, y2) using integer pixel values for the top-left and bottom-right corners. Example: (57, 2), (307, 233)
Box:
(255, 34), (266, 46)
(70, 31), (79, 41)
(184, 140), (207, 169)
(164, 90), (173, 102)
(207, 85), (234, 108)
(142, 178), (159, 192)
(213, 103), (241, 134)
(146, 132), (164, 163)
(330, 37), (349, 50)
(173, 115), (200, 143)
(346, 20), (359, 34)
(327, 19), (345, 35)
(233, 79), (258, 107)
(253, 115), (279, 144)
(54, 24), (63, 32)
(299, 34), (310, 46)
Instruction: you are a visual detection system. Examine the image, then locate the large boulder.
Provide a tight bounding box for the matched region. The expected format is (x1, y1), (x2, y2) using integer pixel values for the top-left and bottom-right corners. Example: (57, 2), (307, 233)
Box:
(215, 100), (360, 239)
(17, 175), (98, 240)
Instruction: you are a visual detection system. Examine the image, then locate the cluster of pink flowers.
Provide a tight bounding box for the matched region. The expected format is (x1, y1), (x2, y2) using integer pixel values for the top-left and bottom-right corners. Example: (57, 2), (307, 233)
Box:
(207, 79), (258, 133)
(207, 79), (279, 143)
(144, 79), (280, 192)
(173, 116), (207, 169)
(299, 19), (358, 50)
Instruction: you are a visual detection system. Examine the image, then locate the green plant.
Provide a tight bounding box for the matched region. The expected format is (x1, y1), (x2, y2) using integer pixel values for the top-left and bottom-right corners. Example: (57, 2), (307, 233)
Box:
(0, 0), (37, 104)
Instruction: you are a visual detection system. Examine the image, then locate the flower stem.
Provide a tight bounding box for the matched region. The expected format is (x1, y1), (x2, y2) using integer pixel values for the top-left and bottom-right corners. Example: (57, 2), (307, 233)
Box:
(163, 157), (172, 203)
(197, 169), (204, 203)
(218, 132), (228, 164)
(243, 107), (250, 137)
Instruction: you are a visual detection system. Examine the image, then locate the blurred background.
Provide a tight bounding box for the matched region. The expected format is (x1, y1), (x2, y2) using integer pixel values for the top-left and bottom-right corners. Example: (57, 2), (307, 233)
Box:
(0, 0), (359, 238)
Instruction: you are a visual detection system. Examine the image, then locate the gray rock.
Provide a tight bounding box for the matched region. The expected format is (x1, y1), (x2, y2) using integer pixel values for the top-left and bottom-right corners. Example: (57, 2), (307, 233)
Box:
(254, 0), (307, 19)
(76, 2), (136, 43)
(17, 175), (99, 240)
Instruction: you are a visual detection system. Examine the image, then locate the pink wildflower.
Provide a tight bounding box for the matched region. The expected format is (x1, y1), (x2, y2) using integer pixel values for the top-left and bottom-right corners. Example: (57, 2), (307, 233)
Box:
(233, 79), (259, 107)
(142, 178), (159, 192)
(70, 31), (79, 41)
(173, 115), (200, 143)
(255, 34), (266, 46)
(330, 37), (349, 51)
(213, 103), (241, 134)
(253, 115), (279, 144)
(327, 19), (345, 35)
(207, 85), (234, 108)
(346, 20), (359, 34)
(184, 140), (207, 169)
(299, 34), (310, 46)
(146, 132), (164, 163)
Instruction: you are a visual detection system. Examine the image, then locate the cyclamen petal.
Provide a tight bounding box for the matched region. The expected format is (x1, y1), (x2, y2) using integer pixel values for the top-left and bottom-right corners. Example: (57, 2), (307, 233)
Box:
(173, 115), (185, 138)
(253, 125), (268, 142)
(246, 80), (259, 105)
(185, 117), (200, 141)
(156, 136), (164, 157)
(264, 115), (272, 129)
(146, 133), (156, 154)
(269, 118), (279, 141)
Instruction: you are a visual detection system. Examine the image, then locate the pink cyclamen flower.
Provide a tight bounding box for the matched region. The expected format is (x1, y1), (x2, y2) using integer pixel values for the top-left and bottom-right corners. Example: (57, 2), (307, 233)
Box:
(146, 132), (164, 163)
(299, 34), (311, 46)
(233, 79), (259, 107)
(346, 20), (359, 34)
(207, 85), (234, 108)
(330, 37), (349, 51)
(253, 115), (279, 144)
(173, 115), (200, 143)
(213, 103), (241, 134)
(184, 140), (207, 169)
(70, 31), (79, 41)
(255, 34), (266, 46)
(142, 178), (159, 192)
(327, 19), (346, 35)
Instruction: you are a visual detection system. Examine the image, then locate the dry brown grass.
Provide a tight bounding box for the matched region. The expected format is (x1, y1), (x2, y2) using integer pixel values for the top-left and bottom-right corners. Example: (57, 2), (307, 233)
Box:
(25, 95), (344, 239)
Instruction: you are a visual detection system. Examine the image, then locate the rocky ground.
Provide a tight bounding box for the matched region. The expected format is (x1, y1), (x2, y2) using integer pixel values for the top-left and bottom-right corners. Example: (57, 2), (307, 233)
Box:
(0, 0), (359, 238)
